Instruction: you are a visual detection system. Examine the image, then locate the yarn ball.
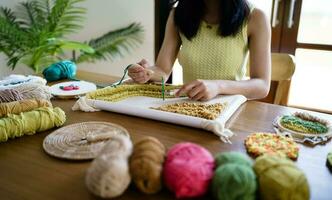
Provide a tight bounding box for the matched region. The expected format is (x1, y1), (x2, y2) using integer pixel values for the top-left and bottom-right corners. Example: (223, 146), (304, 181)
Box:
(43, 60), (77, 82)
(215, 151), (252, 167)
(130, 136), (166, 194)
(0, 89), (24, 103)
(212, 152), (257, 200)
(86, 134), (133, 198)
(254, 155), (310, 200)
(163, 142), (215, 198)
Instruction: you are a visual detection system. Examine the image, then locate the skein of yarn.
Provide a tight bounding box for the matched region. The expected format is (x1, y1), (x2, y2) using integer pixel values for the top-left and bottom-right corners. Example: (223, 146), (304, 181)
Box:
(212, 152), (257, 200)
(163, 142), (215, 198)
(14, 83), (52, 100)
(254, 155), (310, 200)
(130, 136), (166, 194)
(0, 89), (24, 103)
(86, 134), (133, 198)
(0, 99), (52, 117)
(42, 60), (77, 82)
(0, 74), (47, 89)
(0, 107), (66, 142)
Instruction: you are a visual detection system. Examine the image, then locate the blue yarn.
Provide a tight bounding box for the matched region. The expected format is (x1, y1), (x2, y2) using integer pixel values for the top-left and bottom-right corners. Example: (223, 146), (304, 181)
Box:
(43, 60), (77, 82)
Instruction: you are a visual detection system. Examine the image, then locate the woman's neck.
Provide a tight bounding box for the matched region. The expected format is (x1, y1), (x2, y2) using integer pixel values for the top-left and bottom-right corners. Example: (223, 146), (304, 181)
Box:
(204, 0), (220, 24)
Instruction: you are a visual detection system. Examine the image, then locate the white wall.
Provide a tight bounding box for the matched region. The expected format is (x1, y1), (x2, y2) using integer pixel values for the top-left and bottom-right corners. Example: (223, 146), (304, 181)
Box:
(0, 0), (155, 78)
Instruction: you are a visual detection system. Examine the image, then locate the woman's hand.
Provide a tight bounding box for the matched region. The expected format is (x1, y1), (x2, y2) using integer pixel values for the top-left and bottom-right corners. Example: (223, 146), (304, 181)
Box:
(128, 59), (154, 83)
(175, 80), (220, 101)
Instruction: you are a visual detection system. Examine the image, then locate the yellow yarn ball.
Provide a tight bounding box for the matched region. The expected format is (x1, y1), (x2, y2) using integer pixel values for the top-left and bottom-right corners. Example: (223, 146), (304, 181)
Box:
(254, 155), (310, 200)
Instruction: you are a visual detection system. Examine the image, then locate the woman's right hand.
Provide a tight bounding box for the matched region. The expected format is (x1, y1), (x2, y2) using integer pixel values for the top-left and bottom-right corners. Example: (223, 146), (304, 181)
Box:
(128, 59), (153, 83)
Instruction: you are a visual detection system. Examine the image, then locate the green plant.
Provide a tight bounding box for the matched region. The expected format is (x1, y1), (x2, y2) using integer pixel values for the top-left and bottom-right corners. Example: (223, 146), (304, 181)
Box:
(0, 0), (144, 73)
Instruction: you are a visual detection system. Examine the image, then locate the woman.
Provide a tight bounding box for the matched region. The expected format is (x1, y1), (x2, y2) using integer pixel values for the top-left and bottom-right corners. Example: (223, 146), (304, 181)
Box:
(128, 0), (271, 101)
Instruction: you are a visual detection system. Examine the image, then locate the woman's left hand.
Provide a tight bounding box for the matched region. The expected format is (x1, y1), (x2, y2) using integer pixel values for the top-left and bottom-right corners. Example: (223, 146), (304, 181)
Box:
(175, 80), (220, 101)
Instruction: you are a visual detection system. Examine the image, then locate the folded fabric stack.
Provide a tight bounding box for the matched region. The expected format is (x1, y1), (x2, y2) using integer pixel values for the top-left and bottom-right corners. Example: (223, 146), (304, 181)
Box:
(0, 75), (65, 142)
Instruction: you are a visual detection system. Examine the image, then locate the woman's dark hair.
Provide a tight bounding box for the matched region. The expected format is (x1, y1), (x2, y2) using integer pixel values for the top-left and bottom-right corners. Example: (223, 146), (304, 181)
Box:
(172, 0), (250, 40)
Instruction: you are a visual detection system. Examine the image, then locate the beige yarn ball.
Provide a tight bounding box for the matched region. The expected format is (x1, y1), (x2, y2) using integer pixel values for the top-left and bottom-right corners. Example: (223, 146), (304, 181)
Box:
(85, 134), (133, 198)
(129, 136), (166, 194)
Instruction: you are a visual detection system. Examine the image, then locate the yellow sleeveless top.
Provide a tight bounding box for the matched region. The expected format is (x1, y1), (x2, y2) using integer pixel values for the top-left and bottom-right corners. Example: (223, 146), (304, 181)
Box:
(178, 9), (253, 83)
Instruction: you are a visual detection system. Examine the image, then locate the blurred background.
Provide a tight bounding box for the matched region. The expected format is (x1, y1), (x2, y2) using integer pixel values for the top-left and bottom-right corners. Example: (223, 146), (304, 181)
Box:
(0, 0), (331, 113)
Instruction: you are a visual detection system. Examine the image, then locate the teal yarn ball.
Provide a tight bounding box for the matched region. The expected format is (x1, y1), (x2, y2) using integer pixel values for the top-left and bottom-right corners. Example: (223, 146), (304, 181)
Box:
(43, 60), (77, 82)
(212, 152), (257, 200)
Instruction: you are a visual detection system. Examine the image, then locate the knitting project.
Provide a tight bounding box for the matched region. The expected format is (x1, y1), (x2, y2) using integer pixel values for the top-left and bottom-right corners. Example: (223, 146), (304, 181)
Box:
(151, 102), (227, 120)
(86, 84), (182, 102)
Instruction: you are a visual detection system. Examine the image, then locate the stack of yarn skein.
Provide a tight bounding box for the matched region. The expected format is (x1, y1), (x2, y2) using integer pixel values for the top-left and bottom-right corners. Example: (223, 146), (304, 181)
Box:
(0, 74), (65, 142)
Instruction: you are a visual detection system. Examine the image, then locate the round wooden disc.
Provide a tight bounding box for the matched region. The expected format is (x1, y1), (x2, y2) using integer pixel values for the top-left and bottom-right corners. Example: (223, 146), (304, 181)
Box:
(43, 121), (130, 160)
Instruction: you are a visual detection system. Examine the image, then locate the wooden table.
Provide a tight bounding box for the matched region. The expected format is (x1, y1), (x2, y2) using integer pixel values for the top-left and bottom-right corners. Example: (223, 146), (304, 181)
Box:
(1, 65), (332, 200)
(0, 99), (331, 200)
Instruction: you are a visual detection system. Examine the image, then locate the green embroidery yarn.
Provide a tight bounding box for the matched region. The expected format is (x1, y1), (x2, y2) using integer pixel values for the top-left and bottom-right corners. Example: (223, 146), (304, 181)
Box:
(281, 115), (328, 134)
(0, 107), (66, 142)
(212, 152), (257, 200)
(327, 151), (332, 171)
(254, 155), (310, 200)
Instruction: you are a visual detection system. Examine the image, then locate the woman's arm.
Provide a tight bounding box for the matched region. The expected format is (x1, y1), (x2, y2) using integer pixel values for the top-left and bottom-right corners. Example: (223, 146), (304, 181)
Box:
(128, 10), (181, 83)
(176, 8), (271, 100)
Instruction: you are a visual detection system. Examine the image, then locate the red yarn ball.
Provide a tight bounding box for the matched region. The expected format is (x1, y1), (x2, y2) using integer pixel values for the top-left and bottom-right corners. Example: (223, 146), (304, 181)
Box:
(163, 142), (215, 198)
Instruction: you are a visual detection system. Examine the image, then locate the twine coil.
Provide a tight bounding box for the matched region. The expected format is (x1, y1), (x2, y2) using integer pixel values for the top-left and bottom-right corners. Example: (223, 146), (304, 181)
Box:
(0, 107), (66, 142)
(130, 136), (166, 194)
(86, 134), (133, 198)
(0, 99), (52, 118)
(43, 121), (129, 160)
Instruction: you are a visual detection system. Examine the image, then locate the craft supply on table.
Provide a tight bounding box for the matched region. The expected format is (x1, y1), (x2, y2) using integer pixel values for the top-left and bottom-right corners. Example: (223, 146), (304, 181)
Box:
(151, 102), (227, 120)
(273, 112), (332, 145)
(59, 84), (79, 91)
(212, 152), (257, 200)
(254, 155), (310, 200)
(73, 88), (247, 143)
(0, 74), (47, 89)
(0, 99), (52, 117)
(43, 121), (129, 160)
(245, 132), (299, 160)
(0, 107), (66, 142)
(86, 83), (182, 102)
(42, 60), (77, 82)
(14, 83), (52, 101)
(49, 81), (96, 99)
(163, 142), (215, 198)
(85, 134), (133, 198)
(0, 89), (24, 103)
(130, 136), (166, 194)
(327, 150), (332, 172)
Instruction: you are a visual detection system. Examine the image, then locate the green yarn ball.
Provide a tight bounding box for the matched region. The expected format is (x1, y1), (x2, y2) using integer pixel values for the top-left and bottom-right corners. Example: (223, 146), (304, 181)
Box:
(215, 152), (253, 167)
(254, 155), (310, 200)
(212, 152), (257, 200)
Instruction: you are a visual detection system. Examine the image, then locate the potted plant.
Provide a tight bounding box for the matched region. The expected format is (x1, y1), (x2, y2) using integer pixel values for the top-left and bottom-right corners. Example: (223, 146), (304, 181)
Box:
(0, 0), (144, 73)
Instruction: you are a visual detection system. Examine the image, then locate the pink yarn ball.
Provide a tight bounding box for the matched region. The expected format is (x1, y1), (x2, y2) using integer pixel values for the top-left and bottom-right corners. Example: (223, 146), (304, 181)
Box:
(163, 142), (215, 198)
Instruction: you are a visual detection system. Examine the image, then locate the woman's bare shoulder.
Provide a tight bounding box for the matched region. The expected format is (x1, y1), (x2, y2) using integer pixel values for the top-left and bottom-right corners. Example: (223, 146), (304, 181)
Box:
(247, 8), (270, 36)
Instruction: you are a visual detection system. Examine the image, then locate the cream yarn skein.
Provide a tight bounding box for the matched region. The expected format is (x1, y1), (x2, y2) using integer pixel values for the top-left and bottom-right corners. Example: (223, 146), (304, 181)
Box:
(85, 134), (133, 198)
